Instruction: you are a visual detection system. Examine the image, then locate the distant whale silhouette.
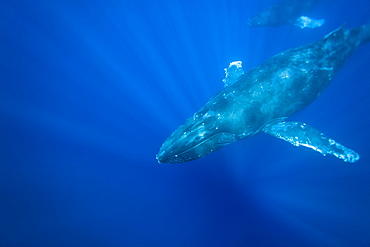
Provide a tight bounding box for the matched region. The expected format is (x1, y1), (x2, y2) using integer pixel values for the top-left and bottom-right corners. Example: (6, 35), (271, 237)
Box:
(248, 0), (324, 29)
(157, 25), (370, 164)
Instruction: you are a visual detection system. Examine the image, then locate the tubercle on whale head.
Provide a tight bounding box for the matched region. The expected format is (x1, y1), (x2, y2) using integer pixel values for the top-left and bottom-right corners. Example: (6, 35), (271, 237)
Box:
(156, 109), (238, 164)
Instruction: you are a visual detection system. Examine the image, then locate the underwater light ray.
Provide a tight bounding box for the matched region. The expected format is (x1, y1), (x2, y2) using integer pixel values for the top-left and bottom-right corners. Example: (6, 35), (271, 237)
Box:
(115, 5), (200, 115)
(248, 153), (370, 246)
(0, 9), (166, 146)
(0, 96), (148, 162)
(269, 205), (344, 246)
(265, 191), (368, 246)
(154, 1), (221, 105)
(35, 1), (186, 131)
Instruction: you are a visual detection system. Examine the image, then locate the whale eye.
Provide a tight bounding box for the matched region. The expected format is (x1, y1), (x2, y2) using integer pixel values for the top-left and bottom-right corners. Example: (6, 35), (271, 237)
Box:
(194, 136), (202, 142)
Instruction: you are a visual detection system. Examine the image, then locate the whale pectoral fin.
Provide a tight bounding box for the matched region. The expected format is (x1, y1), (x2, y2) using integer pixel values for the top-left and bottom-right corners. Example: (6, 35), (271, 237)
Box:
(263, 121), (360, 163)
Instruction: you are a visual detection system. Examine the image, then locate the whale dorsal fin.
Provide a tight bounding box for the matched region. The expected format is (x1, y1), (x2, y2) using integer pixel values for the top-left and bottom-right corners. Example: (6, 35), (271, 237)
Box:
(222, 61), (244, 87)
(263, 121), (359, 163)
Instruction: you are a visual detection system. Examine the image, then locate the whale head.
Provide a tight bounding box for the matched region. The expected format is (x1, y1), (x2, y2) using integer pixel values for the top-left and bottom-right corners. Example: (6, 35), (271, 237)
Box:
(156, 109), (238, 163)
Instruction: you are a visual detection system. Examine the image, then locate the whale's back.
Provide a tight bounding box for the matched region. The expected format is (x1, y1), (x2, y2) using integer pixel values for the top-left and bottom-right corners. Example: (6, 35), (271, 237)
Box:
(227, 25), (370, 122)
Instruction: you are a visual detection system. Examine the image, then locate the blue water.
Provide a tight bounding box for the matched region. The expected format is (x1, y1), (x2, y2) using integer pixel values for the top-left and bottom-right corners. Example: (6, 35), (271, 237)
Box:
(1, 0), (370, 246)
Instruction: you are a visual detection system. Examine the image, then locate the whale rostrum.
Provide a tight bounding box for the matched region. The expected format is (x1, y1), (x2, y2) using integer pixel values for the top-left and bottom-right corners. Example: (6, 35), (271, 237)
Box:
(157, 25), (370, 164)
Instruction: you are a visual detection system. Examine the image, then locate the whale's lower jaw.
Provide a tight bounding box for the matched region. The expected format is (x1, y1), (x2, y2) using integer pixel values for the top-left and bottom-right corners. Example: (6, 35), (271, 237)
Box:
(156, 154), (188, 164)
(156, 132), (237, 164)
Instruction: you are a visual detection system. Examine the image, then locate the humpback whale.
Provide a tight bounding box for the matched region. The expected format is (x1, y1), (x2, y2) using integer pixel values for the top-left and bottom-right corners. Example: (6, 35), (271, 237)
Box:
(157, 25), (370, 164)
(248, 0), (324, 29)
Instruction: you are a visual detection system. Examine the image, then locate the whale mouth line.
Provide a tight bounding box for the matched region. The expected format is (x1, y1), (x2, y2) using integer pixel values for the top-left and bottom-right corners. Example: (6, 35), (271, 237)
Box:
(158, 131), (235, 163)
